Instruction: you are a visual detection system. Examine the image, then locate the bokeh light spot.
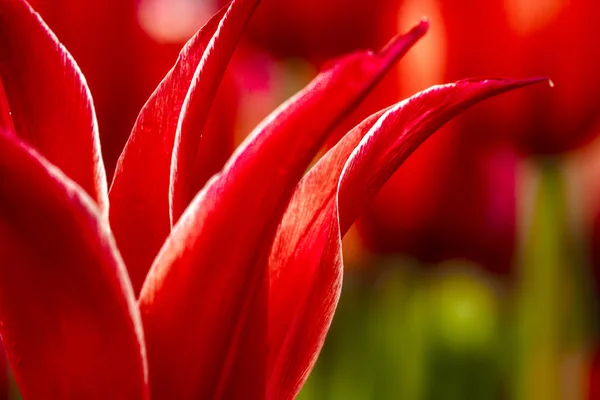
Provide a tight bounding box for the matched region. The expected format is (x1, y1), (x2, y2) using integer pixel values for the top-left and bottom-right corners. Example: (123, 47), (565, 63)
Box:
(137, 0), (216, 43)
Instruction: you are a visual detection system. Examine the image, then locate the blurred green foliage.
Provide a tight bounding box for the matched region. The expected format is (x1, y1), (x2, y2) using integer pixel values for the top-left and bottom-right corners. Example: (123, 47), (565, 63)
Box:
(298, 260), (508, 400)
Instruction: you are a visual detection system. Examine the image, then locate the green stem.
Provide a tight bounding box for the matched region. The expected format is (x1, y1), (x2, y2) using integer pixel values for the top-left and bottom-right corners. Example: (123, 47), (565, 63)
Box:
(514, 157), (593, 400)
(515, 158), (565, 400)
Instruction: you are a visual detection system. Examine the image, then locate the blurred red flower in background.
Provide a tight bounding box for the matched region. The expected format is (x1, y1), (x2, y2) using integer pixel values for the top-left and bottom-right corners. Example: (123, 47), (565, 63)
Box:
(442, 0), (600, 155)
(359, 135), (518, 274)
(224, 0), (398, 64)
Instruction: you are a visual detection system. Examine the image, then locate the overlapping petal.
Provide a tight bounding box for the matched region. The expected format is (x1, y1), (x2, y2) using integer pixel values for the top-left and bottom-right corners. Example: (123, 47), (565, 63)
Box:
(267, 78), (548, 399)
(139, 22), (428, 399)
(108, 2), (231, 294)
(0, 0), (107, 213)
(0, 130), (148, 399)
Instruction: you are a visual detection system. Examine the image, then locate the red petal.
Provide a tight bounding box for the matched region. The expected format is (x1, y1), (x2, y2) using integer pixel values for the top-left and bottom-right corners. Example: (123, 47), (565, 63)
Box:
(0, 78), (14, 133)
(0, 130), (148, 398)
(0, 0), (108, 213)
(139, 23), (427, 399)
(108, 4), (229, 294)
(169, 0), (261, 223)
(267, 78), (549, 399)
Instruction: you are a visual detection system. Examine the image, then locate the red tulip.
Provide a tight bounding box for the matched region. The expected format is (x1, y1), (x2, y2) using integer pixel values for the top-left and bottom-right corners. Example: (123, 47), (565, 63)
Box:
(0, 0), (546, 397)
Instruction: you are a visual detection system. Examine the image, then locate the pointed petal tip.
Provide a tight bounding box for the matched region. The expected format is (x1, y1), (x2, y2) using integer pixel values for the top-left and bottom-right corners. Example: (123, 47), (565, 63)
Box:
(418, 17), (430, 31)
(523, 76), (553, 87)
(379, 19), (429, 63)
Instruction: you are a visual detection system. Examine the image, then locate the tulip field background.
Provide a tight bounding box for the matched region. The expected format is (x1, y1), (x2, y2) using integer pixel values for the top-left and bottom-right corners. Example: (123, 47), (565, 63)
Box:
(5, 0), (600, 398)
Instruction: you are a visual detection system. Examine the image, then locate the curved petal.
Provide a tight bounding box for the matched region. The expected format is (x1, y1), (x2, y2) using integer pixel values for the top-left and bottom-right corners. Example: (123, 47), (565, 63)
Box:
(267, 78), (549, 399)
(0, 0), (108, 213)
(169, 0), (261, 223)
(139, 23), (428, 399)
(108, 3), (230, 294)
(0, 130), (148, 399)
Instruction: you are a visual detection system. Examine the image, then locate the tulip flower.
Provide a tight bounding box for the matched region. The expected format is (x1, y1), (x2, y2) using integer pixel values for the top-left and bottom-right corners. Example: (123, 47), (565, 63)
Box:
(0, 0), (546, 398)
